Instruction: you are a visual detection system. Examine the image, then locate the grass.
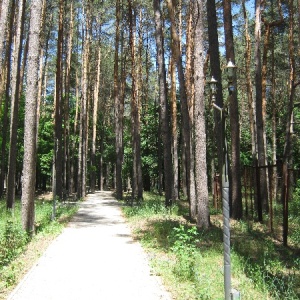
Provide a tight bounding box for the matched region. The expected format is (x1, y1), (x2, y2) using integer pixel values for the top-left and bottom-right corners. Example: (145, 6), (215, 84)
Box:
(122, 192), (300, 300)
(0, 196), (79, 299)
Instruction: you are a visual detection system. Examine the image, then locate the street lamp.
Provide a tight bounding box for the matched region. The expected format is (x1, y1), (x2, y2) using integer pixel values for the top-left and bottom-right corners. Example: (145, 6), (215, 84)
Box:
(208, 60), (240, 300)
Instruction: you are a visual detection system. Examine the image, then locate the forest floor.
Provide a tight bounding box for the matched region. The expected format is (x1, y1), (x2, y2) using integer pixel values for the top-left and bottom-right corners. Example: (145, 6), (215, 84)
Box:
(7, 191), (171, 300)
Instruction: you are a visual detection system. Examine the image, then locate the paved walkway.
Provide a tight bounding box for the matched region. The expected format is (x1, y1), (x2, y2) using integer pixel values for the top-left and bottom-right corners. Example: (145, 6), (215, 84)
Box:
(8, 191), (171, 300)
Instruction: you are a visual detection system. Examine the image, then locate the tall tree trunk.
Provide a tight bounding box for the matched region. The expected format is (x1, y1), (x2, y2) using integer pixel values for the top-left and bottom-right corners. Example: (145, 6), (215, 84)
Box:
(91, 46), (101, 193)
(170, 42), (179, 201)
(65, 1), (74, 194)
(53, 0), (64, 201)
(0, 0), (16, 198)
(255, 0), (268, 221)
(194, 0), (210, 228)
(281, 0), (296, 246)
(114, 0), (123, 200)
(78, 2), (90, 198)
(0, 0), (10, 96)
(166, 0), (194, 216)
(242, 0), (258, 215)
(185, 0), (197, 218)
(207, 0), (223, 198)
(128, 0), (143, 202)
(7, 0), (26, 209)
(21, 0), (43, 233)
(153, 0), (173, 206)
(223, 0), (242, 219)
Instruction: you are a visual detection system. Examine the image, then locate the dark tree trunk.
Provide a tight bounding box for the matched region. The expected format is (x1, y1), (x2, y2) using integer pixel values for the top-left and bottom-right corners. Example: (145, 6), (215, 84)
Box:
(128, 0), (143, 202)
(114, 0), (123, 200)
(153, 0), (173, 206)
(207, 0), (223, 196)
(223, 0), (243, 219)
(255, 0), (268, 220)
(53, 0), (64, 200)
(7, 0), (25, 209)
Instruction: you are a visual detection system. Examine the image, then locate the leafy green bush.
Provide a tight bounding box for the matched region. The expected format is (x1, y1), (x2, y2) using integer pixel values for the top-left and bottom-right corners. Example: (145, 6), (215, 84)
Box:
(0, 220), (28, 267)
(168, 225), (200, 281)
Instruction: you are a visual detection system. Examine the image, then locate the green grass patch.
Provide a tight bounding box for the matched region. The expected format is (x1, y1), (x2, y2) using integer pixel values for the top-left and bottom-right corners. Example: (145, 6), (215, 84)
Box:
(122, 192), (300, 300)
(0, 197), (78, 295)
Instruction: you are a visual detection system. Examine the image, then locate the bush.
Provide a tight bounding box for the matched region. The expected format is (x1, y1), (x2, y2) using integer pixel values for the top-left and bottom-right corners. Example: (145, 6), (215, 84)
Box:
(168, 225), (200, 281)
(0, 220), (28, 267)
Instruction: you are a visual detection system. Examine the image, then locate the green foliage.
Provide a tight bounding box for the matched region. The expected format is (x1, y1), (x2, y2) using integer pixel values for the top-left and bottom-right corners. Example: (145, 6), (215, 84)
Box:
(289, 181), (300, 246)
(168, 225), (199, 281)
(37, 98), (54, 178)
(0, 220), (28, 268)
(123, 192), (300, 299)
(0, 198), (78, 290)
(123, 195), (177, 218)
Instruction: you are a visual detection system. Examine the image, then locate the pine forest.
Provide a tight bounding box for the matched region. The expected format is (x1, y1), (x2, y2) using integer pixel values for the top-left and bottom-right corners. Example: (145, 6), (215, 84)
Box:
(0, 0), (300, 299)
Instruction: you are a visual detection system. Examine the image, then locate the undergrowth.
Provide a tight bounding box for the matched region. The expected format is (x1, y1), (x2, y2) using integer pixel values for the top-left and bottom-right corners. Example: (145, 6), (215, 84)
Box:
(122, 192), (300, 300)
(0, 198), (78, 294)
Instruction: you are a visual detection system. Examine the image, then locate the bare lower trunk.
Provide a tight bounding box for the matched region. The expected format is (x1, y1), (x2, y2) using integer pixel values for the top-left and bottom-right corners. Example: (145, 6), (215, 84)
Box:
(194, 0), (210, 228)
(21, 0), (43, 233)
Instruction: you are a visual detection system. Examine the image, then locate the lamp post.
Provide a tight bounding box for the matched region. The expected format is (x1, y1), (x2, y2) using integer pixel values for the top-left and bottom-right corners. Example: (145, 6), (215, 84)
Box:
(208, 60), (239, 300)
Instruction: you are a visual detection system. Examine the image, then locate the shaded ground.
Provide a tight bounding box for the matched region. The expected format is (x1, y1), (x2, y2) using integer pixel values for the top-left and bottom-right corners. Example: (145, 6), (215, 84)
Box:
(8, 191), (171, 300)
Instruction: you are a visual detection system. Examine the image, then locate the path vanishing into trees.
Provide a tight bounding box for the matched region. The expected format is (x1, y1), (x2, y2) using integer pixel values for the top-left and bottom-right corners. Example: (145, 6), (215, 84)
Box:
(8, 191), (171, 300)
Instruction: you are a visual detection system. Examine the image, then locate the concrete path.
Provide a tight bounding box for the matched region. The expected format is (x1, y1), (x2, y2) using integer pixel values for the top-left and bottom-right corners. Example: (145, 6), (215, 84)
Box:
(8, 191), (171, 300)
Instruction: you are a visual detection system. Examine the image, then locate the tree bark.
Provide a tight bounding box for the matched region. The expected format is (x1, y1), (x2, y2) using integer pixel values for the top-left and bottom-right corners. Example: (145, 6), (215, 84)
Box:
(6, 0), (26, 209)
(223, 0), (242, 219)
(207, 0), (223, 198)
(21, 0), (43, 233)
(281, 0), (296, 246)
(153, 0), (173, 206)
(255, 0), (268, 220)
(0, 0), (10, 96)
(128, 0), (143, 202)
(170, 42), (179, 201)
(114, 0), (123, 200)
(166, 0), (194, 216)
(53, 0), (64, 200)
(194, 0), (210, 228)
(91, 46), (101, 193)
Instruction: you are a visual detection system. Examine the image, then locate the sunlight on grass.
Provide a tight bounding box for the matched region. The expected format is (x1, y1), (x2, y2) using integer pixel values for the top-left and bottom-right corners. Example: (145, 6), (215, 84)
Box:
(0, 197), (78, 296)
(122, 192), (300, 300)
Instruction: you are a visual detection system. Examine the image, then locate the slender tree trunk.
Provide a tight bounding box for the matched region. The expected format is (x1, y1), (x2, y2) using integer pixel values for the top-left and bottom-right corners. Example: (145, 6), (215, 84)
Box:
(21, 0), (43, 233)
(281, 0), (296, 246)
(207, 0), (223, 197)
(242, 0), (258, 214)
(91, 47), (101, 193)
(255, 0), (268, 220)
(53, 0), (64, 200)
(114, 0), (123, 200)
(242, 0), (256, 168)
(65, 1), (74, 194)
(0, 0), (16, 198)
(194, 0), (210, 228)
(78, 3), (90, 198)
(223, 0), (242, 219)
(170, 43), (179, 201)
(7, 0), (26, 209)
(128, 0), (143, 202)
(153, 0), (173, 206)
(0, 0), (10, 94)
(184, 0), (197, 218)
(166, 0), (194, 215)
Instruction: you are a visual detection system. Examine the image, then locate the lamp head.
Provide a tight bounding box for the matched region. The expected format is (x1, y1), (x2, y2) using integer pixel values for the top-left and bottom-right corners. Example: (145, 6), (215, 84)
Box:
(208, 76), (218, 97)
(226, 59), (236, 83)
